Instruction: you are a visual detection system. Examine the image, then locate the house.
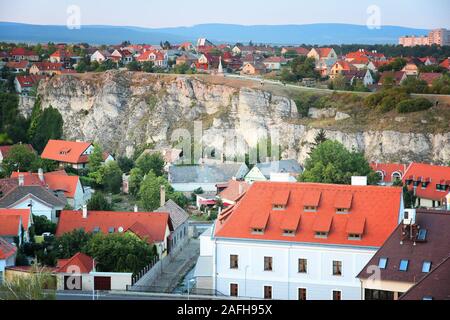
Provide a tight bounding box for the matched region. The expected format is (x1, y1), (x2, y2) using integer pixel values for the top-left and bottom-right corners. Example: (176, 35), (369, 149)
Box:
(378, 71), (407, 86)
(240, 62), (266, 75)
(10, 48), (39, 62)
(6, 61), (29, 73)
(217, 179), (250, 206)
(371, 163), (407, 186)
(0, 144), (34, 163)
(419, 56), (437, 66)
(330, 60), (355, 79)
(262, 57), (287, 71)
(401, 63), (419, 76)
(358, 209), (450, 300)
(56, 207), (173, 258)
(342, 70), (374, 87)
(400, 255), (450, 300)
(176, 53), (198, 66)
(41, 140), (93, 169)
(14, 75), (45, 94)
(168, 163), (249, 193)
(402, 163), (450, 208)
(178, 42), (195, 52)
(439, 58), (450, 71)
(49, 50), (74, 68)
(156, 187), (190, 253)
(29, 62), (64, 76)
(110, 49), (134, 65)
(0, 183), (66, 222)
(245, 160), (303, 183)
(0, 237), (17, 283)
(10, 169), (89, 210)
(197, 182), (404, 300)
(136, 50), (168, 68)
(90, 50), (111, 63)
(0, 209), (32, 245)
(307, 48), (338, 77)
(367, 60), (389, 73)
(418, 72), (442, 86)
(281, 47), (309, 57)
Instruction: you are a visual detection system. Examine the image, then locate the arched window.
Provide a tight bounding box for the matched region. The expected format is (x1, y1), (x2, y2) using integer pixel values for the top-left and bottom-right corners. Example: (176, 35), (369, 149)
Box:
(376, 171), (385, 181)
(391, 172), (402, 182)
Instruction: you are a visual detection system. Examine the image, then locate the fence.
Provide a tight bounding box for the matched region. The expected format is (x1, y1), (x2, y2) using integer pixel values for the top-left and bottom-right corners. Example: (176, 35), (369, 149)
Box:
(131, 256), (160, 286)
(126, 285), (225, 297)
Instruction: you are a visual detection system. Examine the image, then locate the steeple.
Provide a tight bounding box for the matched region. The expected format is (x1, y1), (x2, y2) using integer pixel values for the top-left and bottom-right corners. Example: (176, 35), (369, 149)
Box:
(218, 56), (223, 74)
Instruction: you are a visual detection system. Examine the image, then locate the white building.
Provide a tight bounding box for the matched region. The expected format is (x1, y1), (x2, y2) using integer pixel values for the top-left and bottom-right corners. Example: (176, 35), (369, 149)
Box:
(196, 182), (404, 300)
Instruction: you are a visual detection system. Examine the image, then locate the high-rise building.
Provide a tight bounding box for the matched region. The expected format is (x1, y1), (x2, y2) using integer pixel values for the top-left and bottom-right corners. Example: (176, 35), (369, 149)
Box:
(399, 28), (450, 47)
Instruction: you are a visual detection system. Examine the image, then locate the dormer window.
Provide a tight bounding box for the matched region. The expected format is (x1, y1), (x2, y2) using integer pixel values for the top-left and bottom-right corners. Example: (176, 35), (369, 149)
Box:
(348, 233), (362, 241)
(273, 204), (286, 211)
(315, 231), (328, 239)
(421, 178), (431, 189)
(283, 230), (295, 237)
(336, 208), (350, 214)
(252, 228), (264, 235)
(304, 206), (318, 212)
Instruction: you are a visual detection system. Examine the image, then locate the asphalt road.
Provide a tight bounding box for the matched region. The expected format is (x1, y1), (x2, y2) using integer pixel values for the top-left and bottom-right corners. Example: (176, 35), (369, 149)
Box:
(57, 291), (212, 300)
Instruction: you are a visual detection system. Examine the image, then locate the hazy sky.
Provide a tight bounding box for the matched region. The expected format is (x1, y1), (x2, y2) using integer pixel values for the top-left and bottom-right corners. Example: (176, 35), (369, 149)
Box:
(0, 0), (449, 29)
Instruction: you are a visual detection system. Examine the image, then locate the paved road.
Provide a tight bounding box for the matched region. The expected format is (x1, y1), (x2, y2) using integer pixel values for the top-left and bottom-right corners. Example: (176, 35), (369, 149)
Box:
(56, 291), (211, 300)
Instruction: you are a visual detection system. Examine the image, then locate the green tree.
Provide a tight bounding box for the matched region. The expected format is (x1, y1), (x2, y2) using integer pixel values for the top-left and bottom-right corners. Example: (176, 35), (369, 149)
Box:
(126, 61), (141, 72)
(142, 61), (154, 73)
(2, 144), (38, 175)
(54, 229), (93, 259)
(83, 233), (157, 274)
(31, 215), (57, 236)
(88, 144), (104, 174)
(308, 129), (328, 156)
(128, 168), (144, 196)
(87, 192), (113, 211)
(30, 106), (63, 153)
(117, 156), (134, 174)
(98, 161), (123, 194)
(136, 152), (165, 177)
(299, 140), (379, 185)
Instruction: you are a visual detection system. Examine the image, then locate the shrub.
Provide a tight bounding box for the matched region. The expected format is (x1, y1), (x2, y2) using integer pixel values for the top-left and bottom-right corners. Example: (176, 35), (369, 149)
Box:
(397, 98), (433, 113)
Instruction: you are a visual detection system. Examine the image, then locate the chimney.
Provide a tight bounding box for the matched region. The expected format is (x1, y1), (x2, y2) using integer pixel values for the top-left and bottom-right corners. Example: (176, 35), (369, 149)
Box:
(160, 185), (166, 207)
(351, 176), (367, 186)
(82, 205), (88, 219)
(238, 183), (244, 195)
(18, 174), (24, 186)
(38, 168), (44, 183)
(134, 204), (139, 213)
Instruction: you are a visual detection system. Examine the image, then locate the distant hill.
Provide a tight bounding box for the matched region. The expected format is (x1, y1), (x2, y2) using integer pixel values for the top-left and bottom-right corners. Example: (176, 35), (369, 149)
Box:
(0, 22), (429, 45)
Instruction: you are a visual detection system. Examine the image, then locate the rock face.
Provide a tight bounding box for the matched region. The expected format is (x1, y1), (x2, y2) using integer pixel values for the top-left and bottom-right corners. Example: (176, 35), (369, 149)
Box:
(30, 71), (450, 165)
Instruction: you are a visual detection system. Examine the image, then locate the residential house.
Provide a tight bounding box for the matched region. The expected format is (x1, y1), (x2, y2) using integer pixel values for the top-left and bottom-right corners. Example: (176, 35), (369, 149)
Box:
(14, 75), (45, 94)
(401, 63), (419, 76)
(439, 58), (450, 71)
(342, 70), (374, 87)
(367, 60), (389, 73)
(371, 163), (407, 186)
(240, 62), (266, 75)
(0, 237), (17, 283)
(56, 207), (173, 258)
(136, 50), (168, 68)
(156, 189), (190, 253)
(262, 57), (287, 71)
(307, 48), (338, 77)
(281, 47), (309, 57)
(178, 42), (196, 52)
(400, 255), (450, 300)
(29, 62), (64, 76)
(217, 179), (250, 207)
(49, 50), (74, 68)
(90, 50), (111, 63)
(0, 209), (32, 245)
(176, 53), (198, 66)
(10, 169), (89, 210)
(358, 209), (450, 300)
(330, 60), (355, 79)
(0, 182), (66, 222)
(378, 71), (407, 86)
(418, 73), (442, 86)
(245, 160), (303, 184)
(168, 163), (249, 192)
(6, 61), (29, 73)
(110, 49), (134, 65)
(402, 163), (450, 208)
(197, 182), (404, 300)
(41, 140), (94, 169)
(10, 48), (39, 62)
(419, 57), (437, 66)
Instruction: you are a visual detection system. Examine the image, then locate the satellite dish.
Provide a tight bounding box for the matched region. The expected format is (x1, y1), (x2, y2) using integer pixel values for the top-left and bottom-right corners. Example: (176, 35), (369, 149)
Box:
(118, 227), (124, 233)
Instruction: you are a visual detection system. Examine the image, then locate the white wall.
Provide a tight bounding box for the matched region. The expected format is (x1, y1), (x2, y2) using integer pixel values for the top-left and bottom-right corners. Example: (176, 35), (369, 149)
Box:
(11, 197), (56, 222)
(171, 183), (218, 193)
(213, 239), (377, 300)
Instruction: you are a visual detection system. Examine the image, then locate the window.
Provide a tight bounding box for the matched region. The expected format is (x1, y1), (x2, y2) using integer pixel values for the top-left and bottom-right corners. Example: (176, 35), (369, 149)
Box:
(364, 289), (394, 300)
(348, 234), (362, 241)
(230, 255), (239, 269)
(264, 257), (273, 271)
(273, 205), (286, 211)
(417, 229), (428, 241)
(298, 288), (307, 301)
(315, 232), (328, 239)
(283, 230), (295, 236)
(230, 284), (238, 297)
(423, 296), (433, 301)
(304, 206), (317, 212)
(252, 228), (264, 235)
(422, 261), (432, 273)
(378, 258), (388, 269)
(264, 286), (272, 299)
(56, 210), (62, 218)
(336, 208), (350, 214)
(92, 227), (100, 233)
(399, 260), (409, 272)
(333, 261), (342, 276)
(332, 290), (342, 301)
(298, 259), (307, 273)
(108, 227), (115, 234)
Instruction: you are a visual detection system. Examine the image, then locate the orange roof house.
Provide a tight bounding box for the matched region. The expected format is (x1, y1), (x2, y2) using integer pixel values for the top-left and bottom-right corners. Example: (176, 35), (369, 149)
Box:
(0, 237), (17, 261)
(403, 163), (450, 207)
(215, 182), (402, 247)
(218, 180), (250, 206)
(370, 163), (407, 185)
(56, 252), (95, 274)
(418, 73), (443, 86)
(41, 140), (93, 168)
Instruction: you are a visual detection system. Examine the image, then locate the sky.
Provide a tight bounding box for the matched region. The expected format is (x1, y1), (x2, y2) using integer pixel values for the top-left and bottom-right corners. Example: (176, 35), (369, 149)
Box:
(0, 0), (449, 29)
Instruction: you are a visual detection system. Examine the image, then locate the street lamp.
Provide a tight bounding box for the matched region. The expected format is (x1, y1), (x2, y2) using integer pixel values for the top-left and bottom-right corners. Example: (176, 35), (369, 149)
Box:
(244, 265), (249, 298)
(187, 278), (196, 300)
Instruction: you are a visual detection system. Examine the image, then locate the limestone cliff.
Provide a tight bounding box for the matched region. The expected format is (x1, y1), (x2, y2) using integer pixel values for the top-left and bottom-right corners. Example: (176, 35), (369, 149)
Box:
(22, 70), (450, 165)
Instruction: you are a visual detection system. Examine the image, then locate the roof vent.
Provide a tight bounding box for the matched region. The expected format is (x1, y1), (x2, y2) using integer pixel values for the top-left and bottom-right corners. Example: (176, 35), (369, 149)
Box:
(118, 227), (124, 233)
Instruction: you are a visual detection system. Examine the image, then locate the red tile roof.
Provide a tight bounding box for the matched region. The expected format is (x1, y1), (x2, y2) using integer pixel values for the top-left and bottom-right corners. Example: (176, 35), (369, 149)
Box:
(0, 215), (21, 237)
(6, 61), (29, 69)
(56, 210), (171, 243)
(32, 62), (64, 71)
(0, 237), (17, 260)
(41, 140), (92, 164)
(57, 252), (95, 273)
(15, 75), (45, 88)
(218, 180), (250, 204)
(419, 73), (442, 86)
(403, 163), (450, 201)
(215, 182), (402, 247)
(10, 48), (37, 57)
(0, 209), (31, 230)
(439, 58), (450, 70)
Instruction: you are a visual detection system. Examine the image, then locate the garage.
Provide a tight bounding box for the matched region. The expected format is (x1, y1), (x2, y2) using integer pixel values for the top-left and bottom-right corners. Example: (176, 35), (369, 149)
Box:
(94, 276), (111, 291)
(64, 276), (82, 291)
